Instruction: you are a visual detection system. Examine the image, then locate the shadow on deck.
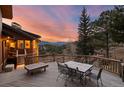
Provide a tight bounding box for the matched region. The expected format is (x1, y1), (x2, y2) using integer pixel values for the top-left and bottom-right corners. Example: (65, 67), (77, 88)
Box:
(0, 62), (124, 87)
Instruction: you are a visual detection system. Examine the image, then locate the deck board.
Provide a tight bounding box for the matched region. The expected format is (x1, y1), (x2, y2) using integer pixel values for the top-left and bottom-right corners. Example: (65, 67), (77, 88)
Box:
(0, 62), (124, 87)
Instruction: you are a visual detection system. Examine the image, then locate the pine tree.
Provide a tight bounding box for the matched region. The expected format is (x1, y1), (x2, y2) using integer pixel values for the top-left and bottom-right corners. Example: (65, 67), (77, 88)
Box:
(92, 5), (124, 57)
(92, 10), (111, 58)
(76, 7), (94, 55)
(110, 5), (124, 43)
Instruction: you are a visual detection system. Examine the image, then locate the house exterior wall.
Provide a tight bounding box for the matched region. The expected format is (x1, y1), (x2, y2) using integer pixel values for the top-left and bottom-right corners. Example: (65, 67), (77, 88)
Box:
(0, 8), (2, 72)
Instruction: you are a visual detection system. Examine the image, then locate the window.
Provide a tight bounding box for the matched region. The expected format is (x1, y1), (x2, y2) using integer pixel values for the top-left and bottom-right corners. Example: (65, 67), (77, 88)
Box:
(25, 40), (30, 49)
(10, 42), (16, 48)
(18, 40), (24, 49)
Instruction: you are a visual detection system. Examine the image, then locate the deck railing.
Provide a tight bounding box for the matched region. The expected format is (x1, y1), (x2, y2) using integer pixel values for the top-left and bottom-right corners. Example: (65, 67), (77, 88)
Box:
(25, 54), (124, 80)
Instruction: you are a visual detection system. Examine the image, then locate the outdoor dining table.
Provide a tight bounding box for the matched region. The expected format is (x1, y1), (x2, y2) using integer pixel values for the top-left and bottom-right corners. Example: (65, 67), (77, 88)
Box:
(62, 61), (93, 85)
(63, 61), (93, 73)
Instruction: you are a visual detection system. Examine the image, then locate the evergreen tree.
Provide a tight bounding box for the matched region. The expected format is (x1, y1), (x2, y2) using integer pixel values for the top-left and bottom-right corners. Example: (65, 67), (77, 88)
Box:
(76, 7), (94, 55)
(92, 5), (124, 57)
(92, 10), (112, 58)
(110, 6), (124, 43)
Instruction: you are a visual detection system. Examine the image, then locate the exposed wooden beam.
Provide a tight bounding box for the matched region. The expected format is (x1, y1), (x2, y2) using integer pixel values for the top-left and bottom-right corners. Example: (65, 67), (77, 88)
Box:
(0, 5), (13, 19)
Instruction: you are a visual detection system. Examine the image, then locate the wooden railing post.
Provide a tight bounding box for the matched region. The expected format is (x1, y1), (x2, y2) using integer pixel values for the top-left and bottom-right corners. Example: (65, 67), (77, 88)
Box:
(121, 63), (124, 82)
(122, 66), (124, 82)
(52, 54), (55, 62)
(63, 55), (65, 63)
(85, 55), (88, 63)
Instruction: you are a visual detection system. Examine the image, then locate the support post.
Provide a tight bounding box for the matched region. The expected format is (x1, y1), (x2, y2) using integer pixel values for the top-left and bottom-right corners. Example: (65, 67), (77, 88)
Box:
(121, 63), (124, 82)
(0, 8), (2, 72)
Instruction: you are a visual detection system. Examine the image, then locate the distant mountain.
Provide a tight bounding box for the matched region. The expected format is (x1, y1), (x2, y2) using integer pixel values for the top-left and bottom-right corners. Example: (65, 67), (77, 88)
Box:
(39, 41), (65, 46)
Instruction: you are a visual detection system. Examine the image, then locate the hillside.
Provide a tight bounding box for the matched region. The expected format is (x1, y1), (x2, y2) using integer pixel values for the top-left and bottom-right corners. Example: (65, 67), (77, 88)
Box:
(39, 41), (65, 46)
(111, 47), (124, 60)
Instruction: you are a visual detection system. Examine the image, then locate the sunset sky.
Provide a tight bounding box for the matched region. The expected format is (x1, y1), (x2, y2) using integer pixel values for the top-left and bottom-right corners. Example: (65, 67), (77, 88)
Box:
(3, 5), (114, 42)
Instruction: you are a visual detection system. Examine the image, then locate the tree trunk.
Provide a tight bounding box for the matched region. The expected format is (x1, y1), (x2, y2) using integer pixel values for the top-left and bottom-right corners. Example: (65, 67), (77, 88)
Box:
(106, 31), (109, 58)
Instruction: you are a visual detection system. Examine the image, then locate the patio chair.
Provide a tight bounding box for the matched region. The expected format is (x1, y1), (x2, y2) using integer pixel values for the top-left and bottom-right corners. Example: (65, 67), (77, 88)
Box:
(64, 64), (74, 86)
(88, 68), (103, 86)
(75, 67), (85, 85)
(56, 62), (69, 82)
(68, 67), (88, 86)
(65, 66), (85, 86)
(57, 63), (77, 86)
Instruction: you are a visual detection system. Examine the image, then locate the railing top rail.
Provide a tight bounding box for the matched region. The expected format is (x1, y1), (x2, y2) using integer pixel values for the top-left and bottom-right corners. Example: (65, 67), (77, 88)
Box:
(25, 54), (122, 63)
(91, 55), (122, 63)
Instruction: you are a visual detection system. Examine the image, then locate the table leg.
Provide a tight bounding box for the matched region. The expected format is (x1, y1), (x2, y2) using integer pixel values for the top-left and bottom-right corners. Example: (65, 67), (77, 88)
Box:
(44, 67), (46, 71)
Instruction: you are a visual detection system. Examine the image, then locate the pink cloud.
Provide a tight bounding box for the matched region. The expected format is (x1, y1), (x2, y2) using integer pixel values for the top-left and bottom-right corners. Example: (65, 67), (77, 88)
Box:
(8, 5), (78, 42)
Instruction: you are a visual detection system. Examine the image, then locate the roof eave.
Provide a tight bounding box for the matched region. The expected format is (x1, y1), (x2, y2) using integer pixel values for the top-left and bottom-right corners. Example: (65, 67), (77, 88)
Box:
(2, 23), (41, 40)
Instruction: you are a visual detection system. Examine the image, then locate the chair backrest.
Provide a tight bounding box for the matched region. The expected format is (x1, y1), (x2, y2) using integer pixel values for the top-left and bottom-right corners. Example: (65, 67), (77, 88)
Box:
(57, 62), (63, 71)
(75, 67), (82, 77)
(97, 68), (103, 80)
(57, 62), (68, 74)
(65, 64), (76, 76)
(65, 64), (70, 70)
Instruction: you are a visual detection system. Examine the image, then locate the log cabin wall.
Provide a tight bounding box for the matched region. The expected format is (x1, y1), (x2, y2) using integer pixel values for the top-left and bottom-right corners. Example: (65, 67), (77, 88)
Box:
(0, 6), (13, 72)
(0, 8), (2, 72)
(2, 22), (41, 66)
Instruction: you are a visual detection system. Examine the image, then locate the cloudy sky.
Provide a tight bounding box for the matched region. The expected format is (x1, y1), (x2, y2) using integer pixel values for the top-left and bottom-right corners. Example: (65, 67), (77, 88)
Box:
(3, 5), (114, 42)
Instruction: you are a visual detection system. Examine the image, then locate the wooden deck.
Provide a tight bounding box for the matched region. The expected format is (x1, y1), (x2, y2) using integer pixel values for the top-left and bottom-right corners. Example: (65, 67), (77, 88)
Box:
(0, 62), (124, 87)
